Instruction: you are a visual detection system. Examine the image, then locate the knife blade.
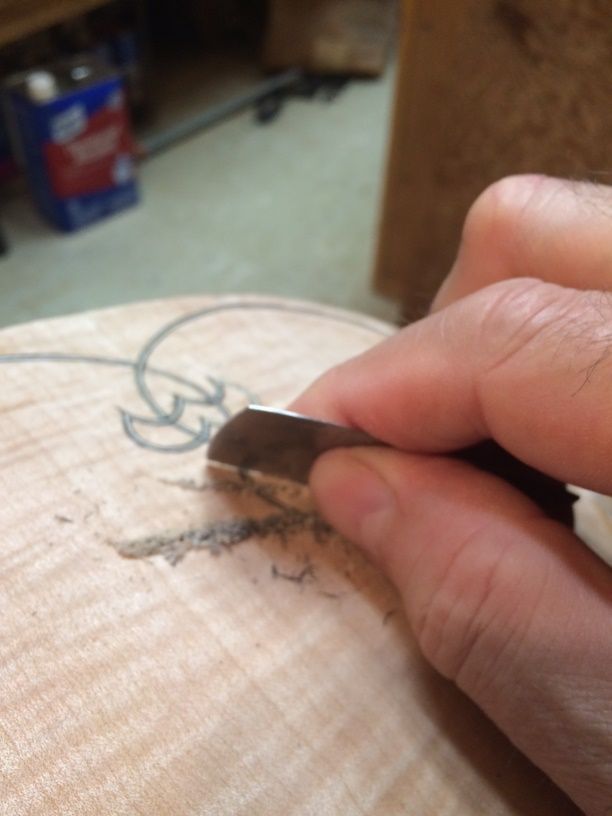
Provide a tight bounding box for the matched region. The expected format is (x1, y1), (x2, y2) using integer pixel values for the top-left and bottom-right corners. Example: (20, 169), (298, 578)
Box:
(207, 404), (576, 527)
(207, 404), (381, 484)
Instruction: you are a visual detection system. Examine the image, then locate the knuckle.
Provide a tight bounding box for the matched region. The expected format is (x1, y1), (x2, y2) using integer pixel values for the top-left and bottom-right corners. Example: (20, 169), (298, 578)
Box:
(479, 276), (564, 333)
(460, 174), (550, 265)
(472, 278), (612, 393)
(471, 277), (580, 372)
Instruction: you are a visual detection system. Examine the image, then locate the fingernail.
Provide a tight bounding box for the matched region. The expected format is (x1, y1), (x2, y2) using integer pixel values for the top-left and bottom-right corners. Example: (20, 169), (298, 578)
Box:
(310, 450), (395, 557)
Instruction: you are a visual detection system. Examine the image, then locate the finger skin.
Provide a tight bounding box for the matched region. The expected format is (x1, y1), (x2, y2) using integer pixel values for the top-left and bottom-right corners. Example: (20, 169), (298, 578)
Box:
(291, 174), (612, 812)
(310, 447), (612, 815)
(433, 174), (612, 311)
(291, 278), (612, 494)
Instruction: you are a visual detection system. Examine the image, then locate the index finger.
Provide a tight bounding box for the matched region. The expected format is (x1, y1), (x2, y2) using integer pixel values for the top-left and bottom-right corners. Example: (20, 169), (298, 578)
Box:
(291, 278), (612, 494)
(433, 175), (612, 311)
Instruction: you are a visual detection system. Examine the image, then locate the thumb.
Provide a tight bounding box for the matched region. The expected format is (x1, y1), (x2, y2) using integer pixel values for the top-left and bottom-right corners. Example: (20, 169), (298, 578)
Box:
(310, 447), (612, 815)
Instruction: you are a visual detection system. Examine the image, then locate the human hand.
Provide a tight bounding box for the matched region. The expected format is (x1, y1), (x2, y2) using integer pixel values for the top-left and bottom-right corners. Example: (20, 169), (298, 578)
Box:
(292, 175), (612, 815)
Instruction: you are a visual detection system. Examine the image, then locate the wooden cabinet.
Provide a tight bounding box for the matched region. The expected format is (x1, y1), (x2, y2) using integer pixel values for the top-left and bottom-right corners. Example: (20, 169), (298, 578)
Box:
(375, 0), (612, 316)
(264, 0), (396, 76)
(0, 0), (111, 48)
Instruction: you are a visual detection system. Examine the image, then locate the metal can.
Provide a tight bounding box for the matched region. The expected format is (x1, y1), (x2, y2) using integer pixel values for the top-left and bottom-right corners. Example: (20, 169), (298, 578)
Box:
(7, 56), (139, 232)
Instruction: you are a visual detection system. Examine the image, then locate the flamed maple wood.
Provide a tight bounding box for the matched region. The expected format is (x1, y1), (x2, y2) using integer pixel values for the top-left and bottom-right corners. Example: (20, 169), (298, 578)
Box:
(0, 295), (587, 814)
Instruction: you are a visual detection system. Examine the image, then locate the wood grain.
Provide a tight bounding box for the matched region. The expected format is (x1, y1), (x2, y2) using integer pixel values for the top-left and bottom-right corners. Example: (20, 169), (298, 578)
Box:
(264, 0), (396, 76)
(375, 0), (612, 315)
(0, 0), (110, 48)
(0, 295), (581, 814)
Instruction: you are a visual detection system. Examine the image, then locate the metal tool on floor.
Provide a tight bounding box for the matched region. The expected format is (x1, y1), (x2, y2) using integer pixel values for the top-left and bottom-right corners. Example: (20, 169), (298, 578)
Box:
(140, 69), (302, 157)
(139, 70), (352, 155)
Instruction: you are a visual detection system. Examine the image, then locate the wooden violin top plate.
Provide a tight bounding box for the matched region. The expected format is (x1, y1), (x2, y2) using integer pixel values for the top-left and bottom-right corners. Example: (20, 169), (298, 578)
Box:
(0, 295), (580, 815)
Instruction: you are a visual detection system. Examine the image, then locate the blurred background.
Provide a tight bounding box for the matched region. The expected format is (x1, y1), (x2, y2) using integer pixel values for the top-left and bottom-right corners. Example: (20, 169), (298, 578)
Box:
(1, 1), (610, 330)
(0, 0), (398, 328)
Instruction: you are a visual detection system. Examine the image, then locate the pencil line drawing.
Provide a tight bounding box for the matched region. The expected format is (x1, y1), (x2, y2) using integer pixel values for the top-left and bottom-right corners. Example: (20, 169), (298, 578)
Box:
(0, 301), (391, 568)
(0, 300), (390, 453)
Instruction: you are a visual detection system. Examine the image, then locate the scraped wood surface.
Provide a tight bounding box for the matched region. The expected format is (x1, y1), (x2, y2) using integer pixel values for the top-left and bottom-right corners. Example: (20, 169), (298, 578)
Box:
(0, 295), (581, 815)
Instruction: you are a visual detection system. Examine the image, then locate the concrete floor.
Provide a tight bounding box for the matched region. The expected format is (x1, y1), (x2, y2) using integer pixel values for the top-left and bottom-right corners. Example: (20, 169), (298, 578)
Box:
(0, 59), (397, 328)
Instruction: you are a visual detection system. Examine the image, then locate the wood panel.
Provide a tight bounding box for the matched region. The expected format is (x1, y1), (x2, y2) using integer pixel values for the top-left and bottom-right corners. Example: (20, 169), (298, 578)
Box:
(375, 0), (612, 316)
(264, 0), (396, 76)
(0, 294), (582, 814)
(0, 0), (110, 48)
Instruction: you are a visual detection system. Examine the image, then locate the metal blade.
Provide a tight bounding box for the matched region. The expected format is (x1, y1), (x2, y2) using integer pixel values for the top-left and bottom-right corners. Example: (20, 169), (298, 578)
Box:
(207, 405), (576, 528)
(207, 404), (382, 483)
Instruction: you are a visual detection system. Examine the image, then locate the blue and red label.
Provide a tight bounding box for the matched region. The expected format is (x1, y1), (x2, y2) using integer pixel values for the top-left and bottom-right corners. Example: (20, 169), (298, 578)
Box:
(10, 71), (139, 231)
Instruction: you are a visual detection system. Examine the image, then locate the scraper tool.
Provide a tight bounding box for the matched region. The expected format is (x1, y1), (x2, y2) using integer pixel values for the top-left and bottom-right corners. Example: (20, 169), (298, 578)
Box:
(207, 404), (576, 527)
